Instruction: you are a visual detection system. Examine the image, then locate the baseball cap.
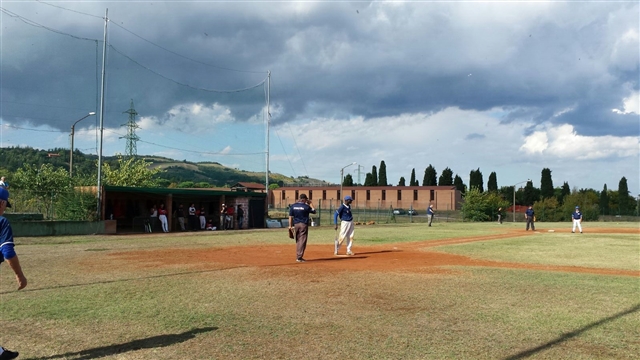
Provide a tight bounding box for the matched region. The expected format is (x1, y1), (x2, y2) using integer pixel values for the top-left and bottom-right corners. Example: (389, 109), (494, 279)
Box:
(575, 206), (580, 209)
(344, 195), (353, 201)
(0, 188), (11, 208)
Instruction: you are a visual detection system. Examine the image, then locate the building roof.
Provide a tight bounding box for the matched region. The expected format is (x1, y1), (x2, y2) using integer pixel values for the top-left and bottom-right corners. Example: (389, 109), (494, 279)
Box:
(104, 185), (265, 197)
(232, 182), (266, 191)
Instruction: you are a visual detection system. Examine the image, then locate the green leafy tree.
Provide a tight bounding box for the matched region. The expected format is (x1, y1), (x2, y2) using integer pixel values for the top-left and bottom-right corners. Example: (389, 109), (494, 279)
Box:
(422, 165), (437, 186)
(618, 177), (631, 215)
(398, 177), (406, 186)
(378, 161), (388, 186)
(268, 183), (280, 190)
(410, 168), (417, 186)
(454, 174), (466, 193)
(487, 172), (498, 192)
(102, 156), (164, 187)
(177, 181), (195, 188)
(13, 163), (72, 219)
(533, 197), (562, 222)
(461, 188), (510, 222)
(371, 166), (378, 186)
(438, 167), (454, 186)
(55, 189), (97, 221)
(562, 190), (599, 221)
(343, 174), (354, 186)
(540, 168), (554, 199)
(599, 184), (609, 216)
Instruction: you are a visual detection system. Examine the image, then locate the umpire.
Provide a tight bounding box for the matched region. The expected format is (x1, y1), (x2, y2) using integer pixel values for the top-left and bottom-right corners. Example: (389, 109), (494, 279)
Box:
(288, 194), (316, 263)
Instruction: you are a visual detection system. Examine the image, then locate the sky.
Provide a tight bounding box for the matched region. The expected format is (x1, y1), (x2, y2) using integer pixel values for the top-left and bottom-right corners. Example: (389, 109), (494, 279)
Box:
(1, 0), (638, 195)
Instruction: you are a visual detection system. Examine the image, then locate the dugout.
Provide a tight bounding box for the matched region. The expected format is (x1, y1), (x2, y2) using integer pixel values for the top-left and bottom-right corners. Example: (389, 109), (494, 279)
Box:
(102, 185), (266, 233)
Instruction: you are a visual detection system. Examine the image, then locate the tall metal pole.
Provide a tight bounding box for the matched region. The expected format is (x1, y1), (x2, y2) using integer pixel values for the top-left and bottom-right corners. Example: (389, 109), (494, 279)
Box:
(96, 9), (108, 220)
(265, 71), (270, 212)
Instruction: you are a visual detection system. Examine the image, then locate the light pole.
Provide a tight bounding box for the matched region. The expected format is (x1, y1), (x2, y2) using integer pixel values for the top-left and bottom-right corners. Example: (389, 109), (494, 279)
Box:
(512, 179), (531, 222)
(69, 112), (96, 177)
(340, 162), (357, 203)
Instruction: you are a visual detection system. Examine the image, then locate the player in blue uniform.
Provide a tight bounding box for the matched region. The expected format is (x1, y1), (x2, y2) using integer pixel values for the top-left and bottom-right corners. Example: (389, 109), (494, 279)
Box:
(427, 204), (435, 227)
(0, 188), (27, 360)
(334, 195), (355, 256)
(288, 194), (316, 262)
(571, 206), (583, 233)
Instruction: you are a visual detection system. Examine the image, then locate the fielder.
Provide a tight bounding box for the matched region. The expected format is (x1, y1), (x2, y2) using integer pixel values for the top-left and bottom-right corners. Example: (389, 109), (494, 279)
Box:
(334, 195), (355, 256)
(571, 206), (583, 233)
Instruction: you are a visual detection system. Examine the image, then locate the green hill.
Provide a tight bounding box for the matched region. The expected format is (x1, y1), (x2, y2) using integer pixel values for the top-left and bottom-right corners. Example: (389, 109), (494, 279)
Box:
(0, 146), (330, 188)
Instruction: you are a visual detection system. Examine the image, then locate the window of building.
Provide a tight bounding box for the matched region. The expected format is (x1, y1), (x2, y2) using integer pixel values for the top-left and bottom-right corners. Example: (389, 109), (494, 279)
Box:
(382, 190), (386, 201)
(414, 190), (418, 201)
(281, 190), (285, 200)
(351, 190), (356, 200)
(322, 190), (326, 200)
(337, 190), (341, 200)
(366, 190), (370, 201)
(309, 190), (313, 200)
(430, 190), (434, 201)
(397, 190), (402, 200)
(295, 190), (299, 200)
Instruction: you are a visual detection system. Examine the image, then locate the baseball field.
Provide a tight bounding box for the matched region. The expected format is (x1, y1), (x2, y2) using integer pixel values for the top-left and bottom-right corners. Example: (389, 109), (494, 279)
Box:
(1, 222), (638, 359)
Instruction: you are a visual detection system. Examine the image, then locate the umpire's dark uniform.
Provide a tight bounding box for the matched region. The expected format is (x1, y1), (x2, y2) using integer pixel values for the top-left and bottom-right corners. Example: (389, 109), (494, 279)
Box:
(288, 194), (316, 262)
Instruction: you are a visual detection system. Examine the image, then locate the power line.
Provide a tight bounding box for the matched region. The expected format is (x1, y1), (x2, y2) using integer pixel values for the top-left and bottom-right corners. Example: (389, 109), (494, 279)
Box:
(35, 0), (268, 74)
(108, 44), (267, 93)
(0, 7), (98, 42)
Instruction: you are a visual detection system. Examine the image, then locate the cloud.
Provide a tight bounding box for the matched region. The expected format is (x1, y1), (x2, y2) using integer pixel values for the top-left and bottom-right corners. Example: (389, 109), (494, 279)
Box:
(612, 89), (639, 115)
(519, 123), (639, 159)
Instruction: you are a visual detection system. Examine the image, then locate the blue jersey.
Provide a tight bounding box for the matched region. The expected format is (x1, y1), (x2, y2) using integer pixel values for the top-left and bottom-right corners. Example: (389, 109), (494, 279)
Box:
(289, 201), (316, 225)
(334, 203), (353, 224)
(427, 207), (434, 215)
(572, 211), (582, 220)
(525, 208), (535, 218)
(0, 216), (16, 263)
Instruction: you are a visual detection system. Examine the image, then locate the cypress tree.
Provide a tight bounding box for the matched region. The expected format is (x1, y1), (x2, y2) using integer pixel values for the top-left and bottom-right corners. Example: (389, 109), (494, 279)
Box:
(540, 168), (554, 199)
(378, 161), (388, 186)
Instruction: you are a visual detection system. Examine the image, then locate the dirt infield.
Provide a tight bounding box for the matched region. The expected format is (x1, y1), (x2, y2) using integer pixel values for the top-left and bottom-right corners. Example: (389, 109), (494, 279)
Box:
(108, 228), (639, 277)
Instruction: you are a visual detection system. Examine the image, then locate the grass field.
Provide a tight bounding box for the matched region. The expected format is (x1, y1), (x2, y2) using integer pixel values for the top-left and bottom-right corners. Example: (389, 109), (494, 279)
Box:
(1, 222), (638, 359)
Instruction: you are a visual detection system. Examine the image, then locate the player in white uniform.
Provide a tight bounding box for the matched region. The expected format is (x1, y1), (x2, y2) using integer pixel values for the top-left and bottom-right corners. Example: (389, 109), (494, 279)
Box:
(334, 195), (355, 256)
(571, 206), (583, 233)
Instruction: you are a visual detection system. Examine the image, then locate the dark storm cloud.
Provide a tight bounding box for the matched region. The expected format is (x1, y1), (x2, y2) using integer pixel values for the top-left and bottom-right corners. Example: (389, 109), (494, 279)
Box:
(1, 1), (637, 137)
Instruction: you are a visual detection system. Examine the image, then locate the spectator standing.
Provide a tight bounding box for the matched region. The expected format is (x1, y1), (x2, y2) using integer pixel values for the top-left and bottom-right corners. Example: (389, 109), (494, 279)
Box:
(571, 206), (583, 233)
(497, 207), (503, 224)
(149, 205), (158, 232)
(334, 195), (355, 256)
(199, 206), (207, 230)
(188, 203), (197, 231)
(158, 203), (169, 233)
(0, 188), (27, 360)
(237, 204), (244, 229)
(220, 204), (228, 230)
(226, 205), (235, 229)
(176, 204), (186, 231)
(0, 177), (9, 189)
(288, 194), (316, 263)
(427, 204), (435, 227)
(525, 205), (536, 231)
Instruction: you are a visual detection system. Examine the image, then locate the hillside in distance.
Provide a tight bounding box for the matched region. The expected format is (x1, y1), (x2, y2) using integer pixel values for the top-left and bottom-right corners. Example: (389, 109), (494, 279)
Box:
(0, 147), (330, 188)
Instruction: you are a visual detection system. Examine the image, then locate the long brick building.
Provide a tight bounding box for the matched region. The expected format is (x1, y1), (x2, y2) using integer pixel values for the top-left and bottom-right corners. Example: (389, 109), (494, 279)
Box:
(270, 186), (462, 211)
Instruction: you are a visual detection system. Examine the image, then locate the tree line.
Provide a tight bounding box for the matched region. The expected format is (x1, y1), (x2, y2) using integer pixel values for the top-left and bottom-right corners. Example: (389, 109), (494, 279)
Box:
(343, 161), (637, 220)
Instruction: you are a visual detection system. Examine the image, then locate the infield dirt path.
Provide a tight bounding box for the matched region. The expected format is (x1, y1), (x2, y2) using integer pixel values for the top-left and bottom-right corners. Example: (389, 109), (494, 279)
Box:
(109, 228), (639, 277)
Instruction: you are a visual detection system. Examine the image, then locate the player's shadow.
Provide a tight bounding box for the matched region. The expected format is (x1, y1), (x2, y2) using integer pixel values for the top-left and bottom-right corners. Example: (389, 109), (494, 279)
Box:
(309, 249), (400, 262)
(503, 304), (640, 360)
(24, 326), (217, 360)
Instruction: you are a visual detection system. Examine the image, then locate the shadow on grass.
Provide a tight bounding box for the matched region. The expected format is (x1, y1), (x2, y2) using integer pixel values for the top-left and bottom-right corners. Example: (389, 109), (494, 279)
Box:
(23, 327), (217, 360)
(504, 304), (640, 360)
